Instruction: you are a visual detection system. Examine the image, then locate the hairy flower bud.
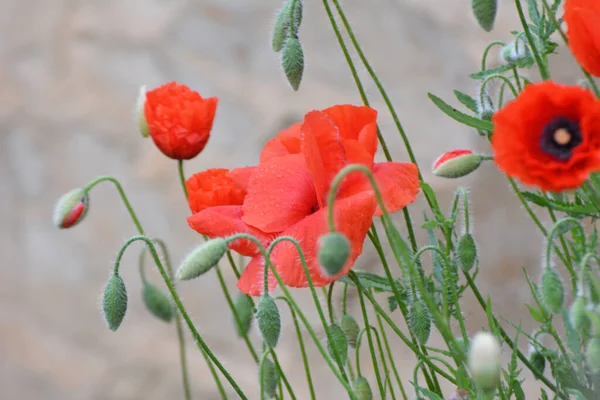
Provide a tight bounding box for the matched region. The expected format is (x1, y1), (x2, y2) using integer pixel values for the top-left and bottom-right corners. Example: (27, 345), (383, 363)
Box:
(176, 239), (227, 280)
(136, 85), (150, 138)
(234, 292), (254, 337)
(501, 40), (530, 64)
(408, 296), (432, 345)
(102, 274), (128, 331)
(282, 37), (304, 91)
(471, 0), (498, 32)
(341, 314), (360, 348)
(528, 346), (546, 375)
(318, 232), (351, 277)
(257, 295), (281, 348)
(457, 233), (477, 272)
(353, 376), (373, 400)
(142, 283), (173, 322)
(432, 150), (484, 179)
(327, 323), (348, 366)
(570, 296), (590, 334)
(587, 337), (600, 374)
(271, 0), (303, 53)
(53, 188), (89, 229)
(468, 331), (501, 392)
(541, 267), (564, 314)
(260, 357), (279, 399)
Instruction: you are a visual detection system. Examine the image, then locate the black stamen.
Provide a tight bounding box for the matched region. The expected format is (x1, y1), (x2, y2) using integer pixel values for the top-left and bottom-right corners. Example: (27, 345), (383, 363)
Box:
(539, 116), (582, 161)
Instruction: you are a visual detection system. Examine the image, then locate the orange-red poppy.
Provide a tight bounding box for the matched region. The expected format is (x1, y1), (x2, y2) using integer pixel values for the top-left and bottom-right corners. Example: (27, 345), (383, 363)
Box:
(492, 81), (600, 192)
(186, 105), (420, 295)
(565, 0), (600, 77)
(144, 82), (218, 160)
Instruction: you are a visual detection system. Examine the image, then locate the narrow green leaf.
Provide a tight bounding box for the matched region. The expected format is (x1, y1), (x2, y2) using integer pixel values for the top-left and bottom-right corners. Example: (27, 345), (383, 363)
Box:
(453, 90), (479, 113)
(428, 93), (494, 131)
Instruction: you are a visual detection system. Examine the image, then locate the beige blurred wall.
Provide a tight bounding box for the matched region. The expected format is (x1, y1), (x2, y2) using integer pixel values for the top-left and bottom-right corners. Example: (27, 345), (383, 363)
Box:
(0, 0), (587, 399)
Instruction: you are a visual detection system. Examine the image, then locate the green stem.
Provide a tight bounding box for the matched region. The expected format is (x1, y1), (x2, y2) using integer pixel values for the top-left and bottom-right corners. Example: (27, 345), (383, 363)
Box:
(375, 309), (409, 400)
(514, 0), (549, 80)
(355, 293), (386, 399)
(481, 41), (506, 70)
(115, 236), (244, 399)
(327, 282), (336, 324)
(271, 350), (298, 400)
(178, 160), (189, 199)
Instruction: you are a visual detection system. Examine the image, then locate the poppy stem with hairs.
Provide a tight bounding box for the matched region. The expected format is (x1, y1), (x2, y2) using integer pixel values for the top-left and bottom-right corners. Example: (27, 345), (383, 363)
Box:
(514, 0), (550, 81)
(112, 235), (244, 399)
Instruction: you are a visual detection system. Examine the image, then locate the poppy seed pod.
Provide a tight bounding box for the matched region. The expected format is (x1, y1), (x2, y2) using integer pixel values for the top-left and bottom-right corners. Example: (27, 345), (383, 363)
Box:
(176, 238), (227, 281)
(318, 232), (351, 277)
(53, 188), (89, 229)
(468, 331), (502, 392)
(432, 150), (484, 179)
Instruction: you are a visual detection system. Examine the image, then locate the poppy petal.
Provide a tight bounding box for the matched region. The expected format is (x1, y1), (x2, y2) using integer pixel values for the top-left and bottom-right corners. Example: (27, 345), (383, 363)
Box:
(260, 123), (303, 163)
(301, 111), (346, 206)
(323, 105), (378, 157)
(187, 205), (273, 256)
(237, 255), (278, 296)
(185, 169), (247, 213)
(270, 192), (375, 289)
(242, 154), (318, 233)
(230, 166), (257, 192)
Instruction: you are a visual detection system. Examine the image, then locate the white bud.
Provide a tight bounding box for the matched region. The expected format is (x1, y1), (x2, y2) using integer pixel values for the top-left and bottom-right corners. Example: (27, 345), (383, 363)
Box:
(468, 331), (502, 392)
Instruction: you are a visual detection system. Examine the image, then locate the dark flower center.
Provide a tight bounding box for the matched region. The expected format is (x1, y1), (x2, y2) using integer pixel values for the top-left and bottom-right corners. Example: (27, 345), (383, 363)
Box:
(539, 116), (582, 161)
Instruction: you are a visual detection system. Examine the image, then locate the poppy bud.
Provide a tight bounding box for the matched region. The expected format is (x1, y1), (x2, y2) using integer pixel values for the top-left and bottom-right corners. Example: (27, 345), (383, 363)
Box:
(457, 233), (477, 272)
(528, 345), (545, 375)
(233, 292), (254, 337)
(136, 85), (150, 138)
(587, 337), (600, 374)
(142, 283), (174, 323)
(260, 357), (279, 399)
(408, 296), (432, 345)
(341, 314), (360, 348)
(102, 274), (128, 331)
(271, 0), (303, 53)
(570, 296), (590, 334)
(282, 37), (304, 91)
(468, 331), (501, 392)
(318, 232), (351, 277)
(541, 267), (564, 314)
(176, 238), (227, 280)
(471, 0), (497, 32)
(327, 323), (348, 365)
(432, 150), (484, 179)
(501, 40), (530, 65)
(256, 294), (281, 348)
(353, 376), (373, 400)
(53, 188), (89, 229)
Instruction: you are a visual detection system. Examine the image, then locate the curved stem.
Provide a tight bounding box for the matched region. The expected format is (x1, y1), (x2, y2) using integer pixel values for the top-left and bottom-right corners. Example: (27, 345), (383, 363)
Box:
(481, 41), (506, 71)
(514, 0), (549, 80)
(327, 282), (336, 324)
(115, 235), (244, 398)
(480, 74), (519, 104)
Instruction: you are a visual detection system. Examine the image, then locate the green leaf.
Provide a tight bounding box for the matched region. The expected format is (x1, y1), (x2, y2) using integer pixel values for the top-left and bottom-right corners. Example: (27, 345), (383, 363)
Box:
(469, 63), (518, 79)
(339, 270), (404, 294)
(527, 0), (541, 25)
(427, 93), (494, 131)
(414, 386), (444, 400)
(453, 90), (479, 113)
(525, 304), (545, 323)
(521, 192), (596, 216)
(485, 297), (499, 336)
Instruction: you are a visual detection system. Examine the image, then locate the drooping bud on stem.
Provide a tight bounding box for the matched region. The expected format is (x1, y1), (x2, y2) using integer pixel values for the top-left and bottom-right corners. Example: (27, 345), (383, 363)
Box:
(53, 188), (89, 229)
(541, 267), (564, 314)
(176, 238), (227, 280)
(282, 37), (304, 91)
(457, 233), (477, 272)
(233, 292), (254, 337)
(102, 274), (128, 331)
(353, 376), (373, 400)
(528, 344), (546, 375)
(142, 283), (174, 322)
(570, 295), (590, 334)
(432, 150), (486, 179)
(318, 232), (351, 277)
(501, 39), (530, 65)
(471, 0), (498, 32)
(327, 323), (348, 365)
(341, 314), (360, 348)
(256, 294), (281, 348)
(408, 296), (432, 345)
(468, 331), (502, 392)
(260, 357), (279, 399)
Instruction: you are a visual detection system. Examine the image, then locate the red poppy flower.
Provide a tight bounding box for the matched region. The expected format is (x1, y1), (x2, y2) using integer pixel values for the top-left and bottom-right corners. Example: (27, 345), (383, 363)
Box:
(565, 0), (600, 77)
(187, 105), (420, 296)
(143, 82), (218, 160)
(491, 81), (600, 192)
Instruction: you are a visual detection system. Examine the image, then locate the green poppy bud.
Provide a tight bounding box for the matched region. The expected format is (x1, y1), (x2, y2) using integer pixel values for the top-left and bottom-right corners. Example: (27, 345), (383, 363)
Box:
(471, 0), (498, 32)
(570, 296), (590, 335)
(528, 348), (545, 375)
(457, 233), (477, 272)
(260, 357), (279, 399)
(176, 238), (227, 280)
(541, 267), (564, 314)
(257, 295), (281, 348)
(233, 292), (254, 337)
(53, 188), (89, 229)
(341, 314), (360, 348)
(586, 337), (600, 374)
(408, 297), (431, 345)
(142, 283), (173, 322)
(102, 274), (128, 331)
(281, 37), (304, 91)
(327, 323), (348, 366)
(353, 376), (373, 400)
(432, 150), (484, 179)
(318, 232), (351, 277)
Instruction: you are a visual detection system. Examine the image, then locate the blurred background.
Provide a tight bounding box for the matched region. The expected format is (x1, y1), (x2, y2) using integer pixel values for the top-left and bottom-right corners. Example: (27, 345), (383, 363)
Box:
(0, 0), (587, 398)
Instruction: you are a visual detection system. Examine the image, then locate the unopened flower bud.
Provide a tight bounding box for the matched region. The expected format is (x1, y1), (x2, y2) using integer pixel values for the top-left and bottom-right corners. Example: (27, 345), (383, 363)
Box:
(136, 85), (150, 138)
(408, 296), (432, 345)
(102, 274), (128, 331)
(587, 337), (600, 374)
(471, 0), (498, 32)
(53, 188), (89, 229)
(142, 283), (173, 323)
(457, 233), (477, 272)
(176, 238), (227, 280)
(318, 232), (351, 277)
(501, 40), (530, 65)
(528, 347), (546, 375)
(541, 267), (564, 314)
(233, 292), (254, 337)
(570, 296), (590, 334)
(257, 295), (281, 348)
(341, 314), (360, 348)
(353, 376), (373, 400)
(271, 0), (303, 53)
(260, 357), (279, 399)
(282, 37), (304, 91)
(327, 323), (348, 365)
(468, 331), (501, 392)
(432, 150), (484, 179)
